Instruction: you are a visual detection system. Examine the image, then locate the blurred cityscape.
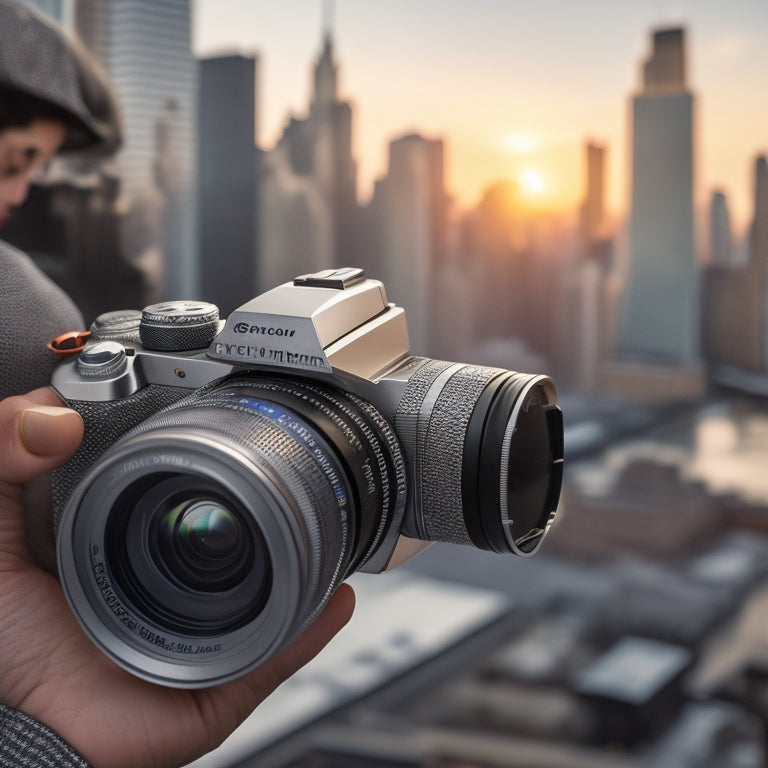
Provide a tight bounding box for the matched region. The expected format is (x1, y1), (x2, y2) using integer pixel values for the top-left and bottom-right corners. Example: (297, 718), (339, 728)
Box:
(9, 1), (768, 766)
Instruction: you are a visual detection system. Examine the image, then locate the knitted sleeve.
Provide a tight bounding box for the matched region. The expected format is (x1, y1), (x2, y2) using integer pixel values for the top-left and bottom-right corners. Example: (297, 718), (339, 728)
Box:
(0, 704), (91, 767)
(0, 239), (84, 399)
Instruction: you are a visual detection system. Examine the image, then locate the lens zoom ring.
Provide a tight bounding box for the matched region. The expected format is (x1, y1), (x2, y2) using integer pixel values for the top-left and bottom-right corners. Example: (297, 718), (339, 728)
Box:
(407, 364), (504, 545)
(394, 359), (454, 459)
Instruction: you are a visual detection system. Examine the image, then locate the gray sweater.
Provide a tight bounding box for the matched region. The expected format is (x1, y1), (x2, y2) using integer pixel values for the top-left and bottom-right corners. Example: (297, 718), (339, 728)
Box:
(0, 242), (91, 765)
(0, 705), (88, 767)
(0, 239), (84, 399)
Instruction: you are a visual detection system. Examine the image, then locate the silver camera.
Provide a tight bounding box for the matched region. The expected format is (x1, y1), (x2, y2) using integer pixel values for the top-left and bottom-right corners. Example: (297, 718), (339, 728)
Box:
(52, 268), (563, 688)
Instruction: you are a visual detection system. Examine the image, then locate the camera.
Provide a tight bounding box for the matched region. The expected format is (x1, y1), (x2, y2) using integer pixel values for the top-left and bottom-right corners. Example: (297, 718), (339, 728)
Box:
(51, 267), (563, 688)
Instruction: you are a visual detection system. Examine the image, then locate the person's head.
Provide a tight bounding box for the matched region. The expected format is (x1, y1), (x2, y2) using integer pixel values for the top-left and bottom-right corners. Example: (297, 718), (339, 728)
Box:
(0, 0), (121, 226)
(0, 89), (68, 227)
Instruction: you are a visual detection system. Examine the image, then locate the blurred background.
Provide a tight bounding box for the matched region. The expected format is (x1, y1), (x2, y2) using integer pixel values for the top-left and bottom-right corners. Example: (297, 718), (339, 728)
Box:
(8, 0), (768, 765)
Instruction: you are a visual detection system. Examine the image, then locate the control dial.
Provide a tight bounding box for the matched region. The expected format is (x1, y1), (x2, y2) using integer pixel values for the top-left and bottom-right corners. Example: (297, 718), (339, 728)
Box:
(90, 309), (143, 344)
(139, 301), (220, 351)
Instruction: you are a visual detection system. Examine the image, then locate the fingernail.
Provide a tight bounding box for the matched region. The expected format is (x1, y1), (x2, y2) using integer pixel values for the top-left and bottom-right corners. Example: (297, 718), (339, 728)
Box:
(19, 406), (84, 457)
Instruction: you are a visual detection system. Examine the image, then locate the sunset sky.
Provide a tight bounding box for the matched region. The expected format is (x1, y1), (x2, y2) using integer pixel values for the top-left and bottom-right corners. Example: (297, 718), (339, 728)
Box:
(194, 0), (768, 236)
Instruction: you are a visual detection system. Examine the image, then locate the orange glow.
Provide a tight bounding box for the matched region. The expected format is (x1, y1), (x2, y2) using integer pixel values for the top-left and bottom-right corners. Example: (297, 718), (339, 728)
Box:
(520, 169), (546, 195)
(503, 132), (538, 154)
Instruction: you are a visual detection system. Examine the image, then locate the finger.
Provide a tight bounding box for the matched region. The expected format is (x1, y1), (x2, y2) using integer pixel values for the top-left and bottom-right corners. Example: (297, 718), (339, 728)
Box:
(249, 582), (356, 691)
(205, 584), (356, 728)
(270, 582), (357, 680)
(0, 388), (84, 486)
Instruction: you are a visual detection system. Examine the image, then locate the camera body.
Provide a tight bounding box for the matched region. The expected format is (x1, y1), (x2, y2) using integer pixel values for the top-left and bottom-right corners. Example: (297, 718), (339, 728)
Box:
(52, 268), (563, 688)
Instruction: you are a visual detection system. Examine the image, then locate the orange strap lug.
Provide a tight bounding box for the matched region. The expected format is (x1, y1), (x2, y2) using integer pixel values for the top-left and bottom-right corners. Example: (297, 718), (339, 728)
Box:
(47, 330), (92, 355)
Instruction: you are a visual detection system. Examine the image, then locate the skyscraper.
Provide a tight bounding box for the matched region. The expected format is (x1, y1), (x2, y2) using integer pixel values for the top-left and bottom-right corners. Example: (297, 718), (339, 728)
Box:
(197, 54), (259, 314)
(581, 142), (606, 244)
(751, 155), (768, 367)
(703, 156), (768, 373)
(258, 31), (357, 291)
(569, 141), (613, 392)
(618, 27), (698, 366)
(75, 0), (199, 300)
(750, 156), (768, 272)
(365, 133), (446, 354)
(709, 191), (732, 265)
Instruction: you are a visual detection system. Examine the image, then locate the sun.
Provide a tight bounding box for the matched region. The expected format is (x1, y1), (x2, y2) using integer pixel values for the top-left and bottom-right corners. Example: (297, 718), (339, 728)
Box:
(520, 169), (545, 195)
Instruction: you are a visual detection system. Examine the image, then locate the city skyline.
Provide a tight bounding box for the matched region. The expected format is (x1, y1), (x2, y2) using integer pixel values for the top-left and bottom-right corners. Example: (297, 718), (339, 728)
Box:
(14, 0), (768, 384)
(194, 0), (768, 235)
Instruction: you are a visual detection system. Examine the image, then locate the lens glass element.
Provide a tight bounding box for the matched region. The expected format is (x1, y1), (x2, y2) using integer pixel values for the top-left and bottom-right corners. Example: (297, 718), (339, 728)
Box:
(459, 370), (562, 555)
(106, 474), (272, 636)
(504, 395), (553, 552)
(155, 498), (252, 592)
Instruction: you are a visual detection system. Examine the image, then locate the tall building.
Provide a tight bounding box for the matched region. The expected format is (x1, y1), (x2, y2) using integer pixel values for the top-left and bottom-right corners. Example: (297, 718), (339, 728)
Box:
(753, 156), (768, 367)
(75, 0), (199, 300)
(618, 27), (699, 366)
(703, 155), (768, 376)
(460, 181), (522, 344)
(709, 191), (732, 266)
(365, 133), (447, 355)
(750, 156), (768, 271)
(258, 31), (357, 291)
(581, 142), (607, 243)
(460, 180), (558, 369)
(567, 141), (613, 392)
(197, 54), (259, 315)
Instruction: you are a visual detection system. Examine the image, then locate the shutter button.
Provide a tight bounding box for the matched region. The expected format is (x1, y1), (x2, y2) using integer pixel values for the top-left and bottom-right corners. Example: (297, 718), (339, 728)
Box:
(76, 341), (128, 378)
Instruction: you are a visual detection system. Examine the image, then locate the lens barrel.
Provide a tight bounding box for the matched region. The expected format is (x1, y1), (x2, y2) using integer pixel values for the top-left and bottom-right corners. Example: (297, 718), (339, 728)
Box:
(57, 375), (405, 687)
(393, 359), (562, 556)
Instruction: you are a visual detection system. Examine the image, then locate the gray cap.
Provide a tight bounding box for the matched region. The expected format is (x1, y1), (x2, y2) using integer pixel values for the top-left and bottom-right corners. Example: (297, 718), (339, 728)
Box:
(0, 0), (121, 155)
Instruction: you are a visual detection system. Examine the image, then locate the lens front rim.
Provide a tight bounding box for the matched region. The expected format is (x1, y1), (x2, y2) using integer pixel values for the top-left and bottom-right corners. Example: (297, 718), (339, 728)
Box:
(464, 373), (561, 557)
(57, 432), (310, 688)
(497, 377), (561, 555)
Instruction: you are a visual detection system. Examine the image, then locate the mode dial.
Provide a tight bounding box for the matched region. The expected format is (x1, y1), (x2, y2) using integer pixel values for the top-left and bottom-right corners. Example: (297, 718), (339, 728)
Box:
(139, 301), (220, 351)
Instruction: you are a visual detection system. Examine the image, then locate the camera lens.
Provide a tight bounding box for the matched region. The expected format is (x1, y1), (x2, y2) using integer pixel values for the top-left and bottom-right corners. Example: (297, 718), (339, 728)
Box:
(394, 360), (563, 556)
(155, 498), (251, 592)
(57, 374), (404, 687)
(106, 474), (270, 636)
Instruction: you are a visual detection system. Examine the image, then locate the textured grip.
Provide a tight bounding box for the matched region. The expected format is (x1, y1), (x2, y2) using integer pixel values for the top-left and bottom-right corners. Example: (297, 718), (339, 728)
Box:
(52, 384), (190, 527)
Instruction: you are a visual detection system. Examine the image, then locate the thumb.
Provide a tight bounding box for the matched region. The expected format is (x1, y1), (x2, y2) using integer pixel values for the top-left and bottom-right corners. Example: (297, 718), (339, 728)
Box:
(0, 390), (84, 487)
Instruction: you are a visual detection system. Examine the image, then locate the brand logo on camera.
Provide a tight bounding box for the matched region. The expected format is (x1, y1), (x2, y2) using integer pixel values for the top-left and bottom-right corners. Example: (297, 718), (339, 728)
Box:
(233, 323), (296, 337)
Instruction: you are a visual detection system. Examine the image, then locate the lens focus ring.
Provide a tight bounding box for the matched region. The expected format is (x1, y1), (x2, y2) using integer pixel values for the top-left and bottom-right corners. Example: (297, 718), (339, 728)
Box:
(395, 358), (560, 556)
(396, 361), (504, 545)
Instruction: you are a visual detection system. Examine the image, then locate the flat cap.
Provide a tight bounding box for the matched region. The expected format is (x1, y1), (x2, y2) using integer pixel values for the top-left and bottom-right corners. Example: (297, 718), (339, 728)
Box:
(0, 0), (121, 155)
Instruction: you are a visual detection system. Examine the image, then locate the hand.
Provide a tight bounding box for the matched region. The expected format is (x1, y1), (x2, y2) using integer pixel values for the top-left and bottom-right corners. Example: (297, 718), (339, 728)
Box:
(0, 388), (355, 768)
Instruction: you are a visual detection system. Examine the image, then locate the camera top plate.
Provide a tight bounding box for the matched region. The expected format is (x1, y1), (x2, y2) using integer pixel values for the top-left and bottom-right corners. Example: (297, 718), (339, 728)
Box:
(208, 269), (404, 377)
(51, 269), (411, 402)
